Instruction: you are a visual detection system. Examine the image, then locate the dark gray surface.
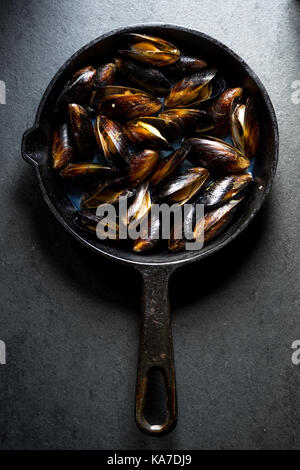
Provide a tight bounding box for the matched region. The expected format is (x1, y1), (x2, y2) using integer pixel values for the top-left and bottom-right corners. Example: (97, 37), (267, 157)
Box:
(0, 0), (299, 450)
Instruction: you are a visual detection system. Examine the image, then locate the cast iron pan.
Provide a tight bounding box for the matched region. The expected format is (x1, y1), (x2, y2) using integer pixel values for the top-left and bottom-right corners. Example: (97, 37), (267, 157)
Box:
(21, 24), (279, 436)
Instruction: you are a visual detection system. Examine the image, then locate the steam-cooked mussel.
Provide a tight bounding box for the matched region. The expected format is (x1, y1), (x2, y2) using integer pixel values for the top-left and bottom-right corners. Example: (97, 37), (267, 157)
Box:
(114, 57), (170, 96)
(60, 163), (113, 180)
(206, 87), (243, 137)
(97, 85), (162, 119)
(123, 118), (171, 149)
(75, 210), (119, 239)
(125, 182), (152, 227)
(89, 63), (117, 107)
(159, 108), (214, 139)
(133, 210), (160, 253)
(56, 66), (96, 109)
(149, 144), (190, 188)
(165, 68), (225, 108)
(231, 97), (260, 158)
(120, 33), (180, 66)
(94, 115), (130, 169)
(166, 56), (208, 78)
(68, 104), (95, 158)
(198, 173), (252, 208)
(81, 177), (135, 209)
(168, 204), (195, 252)
(185, 136), (250, 174)
(127, 149), (159, 186)
(52, 122), (75, 170)
(155, 167), (209, 205)
(193, 198), (242, 243)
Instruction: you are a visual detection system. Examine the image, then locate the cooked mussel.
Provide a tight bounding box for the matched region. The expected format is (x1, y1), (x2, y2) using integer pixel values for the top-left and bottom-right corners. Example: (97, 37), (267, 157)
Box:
(52, 122), (74, 170)
(123, 118), (171, 149)
(185, 136), (250, 174)
(68, 103), (95, 158)
(165, 68), (225, 108)
(206, 87), (243, 137)
(125, 182), (152, 227)
(168, 204), (195, 252)
(198, 173), (252, 208)
(120, 33), (180, 66)
(231, 97), (260, 158)
(60, 163), (113, 180)
(127, 149), (159, 186)
(166, 55), (208, 78)
(56, 66), (96, 109)
(156, 167), (209, 205)
(81, 178), (135, 209)
(114, 57), (170, 96)
(94, 115), (129, 169)
(89, 63), (117, 107)
(159, 108), (214, 139)
(75, 210), (119, 239)
(149, 144), (190, 188)
(193, 198), (242, 243)
(98, 90), (161, 120)
(133, 210), (160, 253)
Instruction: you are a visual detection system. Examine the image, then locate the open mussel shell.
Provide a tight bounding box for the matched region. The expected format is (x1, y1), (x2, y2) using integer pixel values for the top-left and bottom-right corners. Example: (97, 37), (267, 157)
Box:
(193, 198), (242, 243)
(119, 33), (180, 67)
(185, 136), (250, 174)
(56, 66), (96, 109)
(133, 210), (161, 253)
(81, 177), (135, 209)
(125, 182), (152, 227)
(60, 163), (113, 180)
(166, 55), (208, 78)
(94, 115), (130, 170)
(149, 144), (190, 188)
(159, 108), (214, 138)
(114, 57), (170, 96)
(168, 204), (195, 252)
(52, 122), (74, 170)
(198, 173), (252, 208)
(165, 68), (225, 108)
(123, 118), (171, 149)
(207, 87), (243, 137)
(98, 90), (161, 120)
(231, 97), (260, 158)
(155, 167), (209, 205)
(75, 210), (119, 239)
(68, 103), (95, 158)
(127, 149), (159, 186)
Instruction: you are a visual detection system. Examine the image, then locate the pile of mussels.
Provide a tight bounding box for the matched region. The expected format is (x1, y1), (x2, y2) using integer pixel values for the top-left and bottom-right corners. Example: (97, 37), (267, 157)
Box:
(52, 33), (260, 253)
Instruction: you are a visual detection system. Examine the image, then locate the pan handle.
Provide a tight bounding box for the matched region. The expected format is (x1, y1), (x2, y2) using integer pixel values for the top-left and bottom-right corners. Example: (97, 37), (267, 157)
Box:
(135, 265), (177, 436)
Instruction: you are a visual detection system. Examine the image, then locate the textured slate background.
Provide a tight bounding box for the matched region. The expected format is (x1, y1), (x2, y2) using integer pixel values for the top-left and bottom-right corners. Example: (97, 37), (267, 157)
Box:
(0, 0), (300, 450)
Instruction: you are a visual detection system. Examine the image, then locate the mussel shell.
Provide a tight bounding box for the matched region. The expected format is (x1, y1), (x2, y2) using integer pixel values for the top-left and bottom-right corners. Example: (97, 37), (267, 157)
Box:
(133, 210), (161, 253)
(68, 103), (95, 158)
(155, 167), (209, 205)
(89, 63), (117, 107)
(149, 144), (190, 188)
(231, 97), (260, 158)
(207, 87), (243, 137)
(164, 68), (217, 108)
(185, 136), (250, 174)
(166, 55), (208, 78)
(123, 118), (171, 149)
(198, 173), (252, 208)
(60, 163), (113, 180)
(98, 92), (161, 120)
(114, 57), (170, 96)
(193, 198), (242, 243)
(159, 108), (214, 139)
(126, 182), (152, 226)
(75, 210), (119, 238)
(52, 122), (74, 170)
(127, 149), (159, 186)
(81, 177), (135, 209)
(56, 66), (96, 109)
(120, 33), (180, 67)
(94, 115), (130, 170)
(168, 204), (195, 252)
